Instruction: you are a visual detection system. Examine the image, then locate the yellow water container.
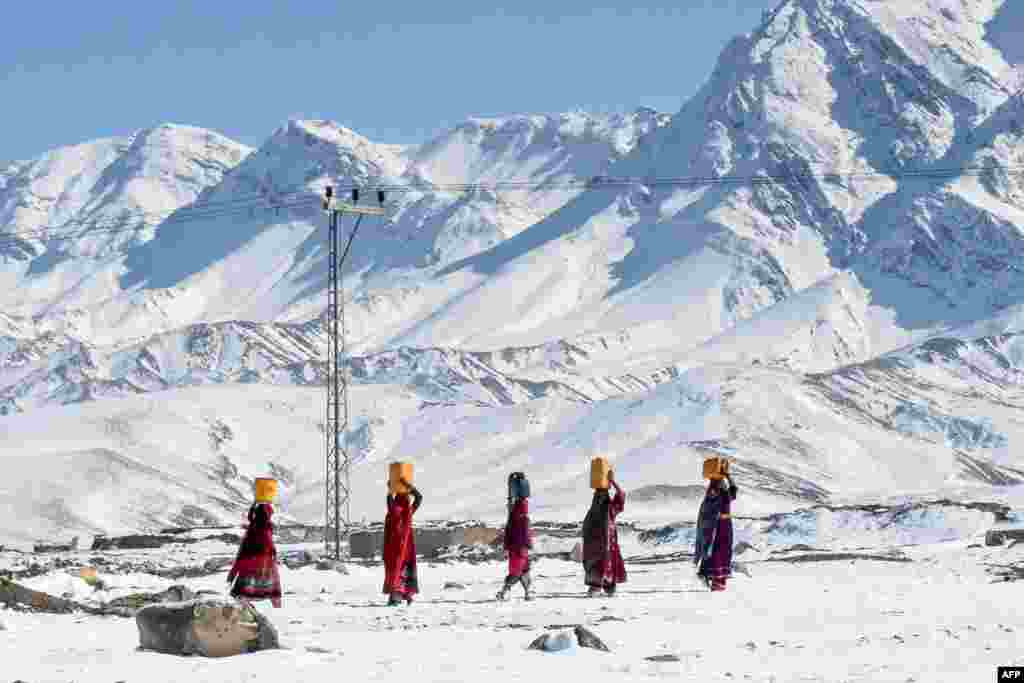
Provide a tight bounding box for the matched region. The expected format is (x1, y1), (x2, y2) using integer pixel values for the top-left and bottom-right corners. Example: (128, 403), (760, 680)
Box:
(702, 456), (729, 480)
(254, 478), (278, 503)
(389, 462), (413, 495)
(590, 457), (610, 489)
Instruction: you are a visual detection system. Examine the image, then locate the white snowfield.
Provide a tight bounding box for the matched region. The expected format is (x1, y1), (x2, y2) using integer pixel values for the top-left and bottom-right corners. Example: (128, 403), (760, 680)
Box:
(2, 536), (1023, 682)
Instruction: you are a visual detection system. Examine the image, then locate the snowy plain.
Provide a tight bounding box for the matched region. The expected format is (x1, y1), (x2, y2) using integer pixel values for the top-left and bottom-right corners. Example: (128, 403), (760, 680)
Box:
(3, 532), (1024, 683)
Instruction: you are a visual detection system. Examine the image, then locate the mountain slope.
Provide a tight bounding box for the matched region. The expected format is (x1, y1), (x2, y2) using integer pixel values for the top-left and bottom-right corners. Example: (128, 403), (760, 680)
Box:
(5, 0), (1024, 543)
(4, 326), (1024, 545)
(0, 125), (251, 320)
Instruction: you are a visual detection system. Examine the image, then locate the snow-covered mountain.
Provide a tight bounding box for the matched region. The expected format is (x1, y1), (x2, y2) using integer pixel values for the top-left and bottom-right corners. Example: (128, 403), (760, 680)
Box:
(4, 0), (1024, 545)
(0, 125), (251, 320)
(0, 111), (670, 347)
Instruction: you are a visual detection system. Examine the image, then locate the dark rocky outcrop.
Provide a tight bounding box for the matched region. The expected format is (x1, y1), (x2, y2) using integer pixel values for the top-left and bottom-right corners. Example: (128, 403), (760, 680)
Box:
(91, 532), (241, 551)
(0, 577), (90, 614)
(984, 528), (1024, 546)
(764, 552), (912, 564)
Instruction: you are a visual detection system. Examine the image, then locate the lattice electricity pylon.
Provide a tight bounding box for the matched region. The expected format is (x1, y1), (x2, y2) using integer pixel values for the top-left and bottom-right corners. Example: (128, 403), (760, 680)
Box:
(323, 186), (384, 560)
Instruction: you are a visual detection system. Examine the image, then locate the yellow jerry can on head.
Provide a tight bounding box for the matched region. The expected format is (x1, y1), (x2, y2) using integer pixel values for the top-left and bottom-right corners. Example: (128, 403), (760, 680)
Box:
(590, 456), (611, 490)
(254, 478), (277, 503)
(702, 456), (730, 481)
(389, 462), (413, 495)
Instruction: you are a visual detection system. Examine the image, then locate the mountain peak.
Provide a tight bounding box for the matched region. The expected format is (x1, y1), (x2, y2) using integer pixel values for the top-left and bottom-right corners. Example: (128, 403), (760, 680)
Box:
(405, 109), (668, 192)
(255, 118), (408, 185)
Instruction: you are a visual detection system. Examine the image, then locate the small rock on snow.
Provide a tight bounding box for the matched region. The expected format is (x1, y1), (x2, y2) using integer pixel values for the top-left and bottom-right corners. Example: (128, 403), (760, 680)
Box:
(283, 550), (316, 569)
(542, 631), (576, 652)
(530, 629), (589, 653)
(573, 625), (610, 651)
(443, 582), (467, 590)
(315, 559), (349, 574)
(645, 654), (681, 662)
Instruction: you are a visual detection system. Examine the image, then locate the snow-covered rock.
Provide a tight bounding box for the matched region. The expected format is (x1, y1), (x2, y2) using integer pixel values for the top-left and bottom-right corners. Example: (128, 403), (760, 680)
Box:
(528, 626), (610, 652)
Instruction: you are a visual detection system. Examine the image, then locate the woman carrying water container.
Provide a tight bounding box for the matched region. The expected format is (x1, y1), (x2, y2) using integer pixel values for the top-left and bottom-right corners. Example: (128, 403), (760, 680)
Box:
(695, 455), (738, 592)
(227, 478), (282, 608)
(582, 458), (626, 597)
(496, 472), (533, 601)
(383, 463), (423, 606)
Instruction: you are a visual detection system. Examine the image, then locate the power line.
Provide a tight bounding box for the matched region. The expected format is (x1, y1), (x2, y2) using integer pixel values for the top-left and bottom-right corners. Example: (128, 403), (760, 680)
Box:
(1, 159), (1019, 252)
(0, 197), (318, 244)
(0, 191), (319, 240)
(0, 198), (319, 252)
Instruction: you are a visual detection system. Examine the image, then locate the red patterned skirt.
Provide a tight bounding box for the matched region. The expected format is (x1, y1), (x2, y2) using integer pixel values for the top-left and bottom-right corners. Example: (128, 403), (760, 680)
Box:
(508, 549), (530, 578)
(229, 554), (282, 607)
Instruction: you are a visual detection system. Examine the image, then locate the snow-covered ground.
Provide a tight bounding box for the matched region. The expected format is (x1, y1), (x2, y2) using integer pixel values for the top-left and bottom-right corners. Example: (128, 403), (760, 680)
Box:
(3, 537), (1024, 682)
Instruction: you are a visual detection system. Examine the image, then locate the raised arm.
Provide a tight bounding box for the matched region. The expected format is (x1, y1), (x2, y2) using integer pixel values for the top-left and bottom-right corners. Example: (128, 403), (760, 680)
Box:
(408, 483), (423, 513)
(608, 471), (625, 511)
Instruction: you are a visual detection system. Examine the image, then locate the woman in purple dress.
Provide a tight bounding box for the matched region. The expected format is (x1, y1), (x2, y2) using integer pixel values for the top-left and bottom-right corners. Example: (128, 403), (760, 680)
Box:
(695, 473), (737, 591)
(582, 470), (626, 596)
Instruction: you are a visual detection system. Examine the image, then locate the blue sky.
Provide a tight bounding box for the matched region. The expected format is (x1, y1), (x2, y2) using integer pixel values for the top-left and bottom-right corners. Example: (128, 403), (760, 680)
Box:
(1, 1), (778, 160)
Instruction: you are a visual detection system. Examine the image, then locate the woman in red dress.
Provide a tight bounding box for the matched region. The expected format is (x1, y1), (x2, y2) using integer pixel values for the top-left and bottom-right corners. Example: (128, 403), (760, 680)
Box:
(496, 473), (533, 601)
(227, 502), (282, 608)
(382, 477), (422, 606)
(582, 470), (626, 597)
(695, 473), (738, 591)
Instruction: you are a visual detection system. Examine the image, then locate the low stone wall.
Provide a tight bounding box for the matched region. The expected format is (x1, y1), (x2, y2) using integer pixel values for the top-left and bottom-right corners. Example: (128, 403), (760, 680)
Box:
(349, 526), (500, 559)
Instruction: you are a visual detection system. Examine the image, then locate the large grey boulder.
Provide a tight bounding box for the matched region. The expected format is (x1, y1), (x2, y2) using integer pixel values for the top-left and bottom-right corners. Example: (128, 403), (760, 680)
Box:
(136, 598), (279, 657)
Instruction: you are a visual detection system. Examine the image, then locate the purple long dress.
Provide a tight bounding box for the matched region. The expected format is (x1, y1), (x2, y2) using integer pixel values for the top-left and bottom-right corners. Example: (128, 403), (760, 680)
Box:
(582, 488), (626, 590)
(695, 479), (737, 591)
